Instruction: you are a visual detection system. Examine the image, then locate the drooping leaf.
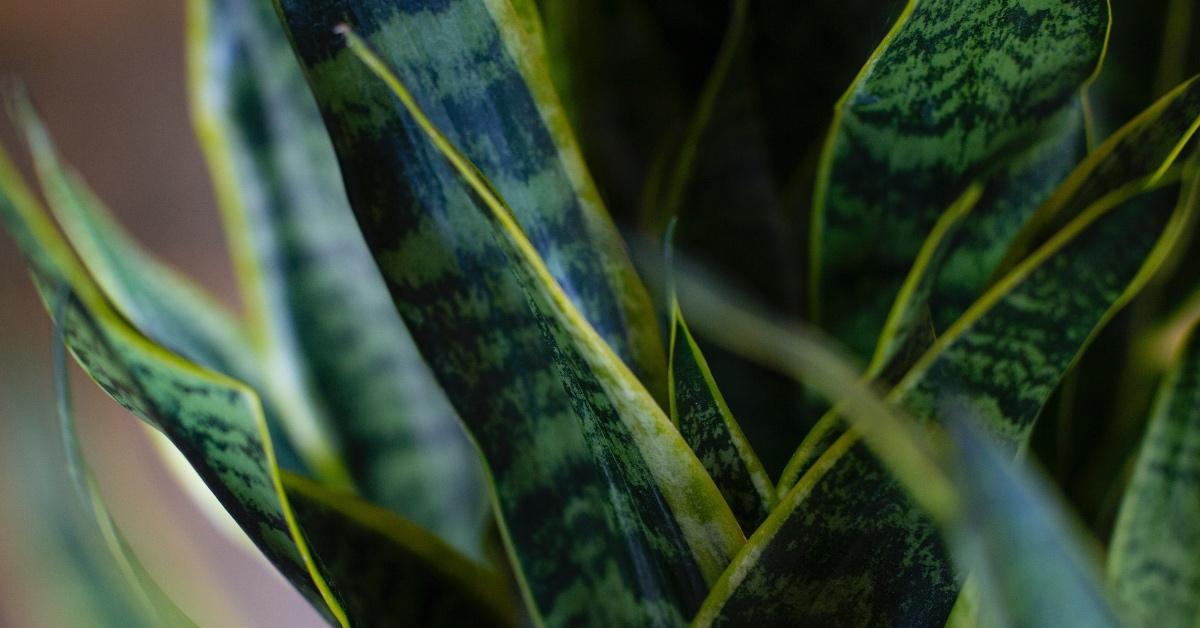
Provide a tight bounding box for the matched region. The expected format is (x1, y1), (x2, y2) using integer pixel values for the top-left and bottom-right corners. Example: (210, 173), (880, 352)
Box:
(810, 0), (1109, 358)
(945, 415), (1122, 628)
(187, 0), (488, 557)
(0, 142), (514, 627)
(699, 173), (1194, 626)
(665, 222), (774, 533)
(1107, 322), (1200, 627)
(49, 290), (198, 628)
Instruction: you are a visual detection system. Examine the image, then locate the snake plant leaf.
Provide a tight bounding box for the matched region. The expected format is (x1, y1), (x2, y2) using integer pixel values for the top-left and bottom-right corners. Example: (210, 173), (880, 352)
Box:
(281, 471), (516, 627)
(810, 0), (1109, 359)
(1107, 322), (1200, 627)
(946, 416), (1122, 628)
(781, 184), (983, 488)
(276, 0), (666, 402)
(997, 73), (1200, 276)
(276, 16), (746, 624)
(703, 175), (1193, 626)
(14, 99), (308, 475)
(666, 223), (775, 533)
(188, 0), (488, 557)
(1, 143), (515, 628)
(50, 299), (198, 628)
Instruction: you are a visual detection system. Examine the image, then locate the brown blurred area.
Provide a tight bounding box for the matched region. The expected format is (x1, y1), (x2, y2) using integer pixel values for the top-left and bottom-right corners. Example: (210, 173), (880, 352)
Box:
(0, 3), (321, 626)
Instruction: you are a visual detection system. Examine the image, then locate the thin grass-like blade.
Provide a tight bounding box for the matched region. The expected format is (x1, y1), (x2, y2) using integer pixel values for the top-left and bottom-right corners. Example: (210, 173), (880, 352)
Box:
(278, 17), (747, 624)
(1108, 323), (1200, 626)
(700, 173), (1194, 626)
(810, 0), (1108, 358)
(188, 0), (488, 557)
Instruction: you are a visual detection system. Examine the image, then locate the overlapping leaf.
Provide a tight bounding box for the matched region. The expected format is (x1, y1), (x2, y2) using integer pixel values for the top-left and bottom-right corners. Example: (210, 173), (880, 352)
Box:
(272, 5), (746, 623)
(188, 0), (488, 557)
(0, 137), (515, 627)
(1108, 322), (1200, 627)
(810, 0), (1109, 358)
(696, 170), (1194, 625)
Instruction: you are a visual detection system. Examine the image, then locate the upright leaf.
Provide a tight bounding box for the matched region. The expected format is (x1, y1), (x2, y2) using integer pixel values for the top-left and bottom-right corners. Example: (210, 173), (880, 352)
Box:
(810, 0), (1108, 358)
(188, 0), (488, 556)
(1108, 323), (1200, 627)
(699, 175), (1194, 626)
(274, 7), (746, 624)
(666, 224), (775, 532)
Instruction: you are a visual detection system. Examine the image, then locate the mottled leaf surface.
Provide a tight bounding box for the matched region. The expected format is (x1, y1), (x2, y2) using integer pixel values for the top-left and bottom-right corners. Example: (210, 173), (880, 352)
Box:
(699, 179), (1191, 627)
(947, 418), (1121, 628)
(811, 0), (1108, 358)
(282, 472), (515, 627)
(189, 0), (488, 557)
(1108, 324), (1200, 627)
(274, 5), (745, 625)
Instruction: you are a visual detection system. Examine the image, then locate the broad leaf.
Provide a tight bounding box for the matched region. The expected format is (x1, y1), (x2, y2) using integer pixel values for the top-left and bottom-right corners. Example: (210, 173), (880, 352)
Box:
(810, 0), (1108, 358)
(188, 0), (488, 557)
(1108, 320), (1200, 626)
(946, 417), (1122, 628)
(274, 7), (746, 625)
(698, 174), (1194, 626)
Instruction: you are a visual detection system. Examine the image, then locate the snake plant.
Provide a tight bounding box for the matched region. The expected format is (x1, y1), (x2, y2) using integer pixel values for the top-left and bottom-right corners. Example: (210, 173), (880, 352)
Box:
(4, 0), (1200, 626)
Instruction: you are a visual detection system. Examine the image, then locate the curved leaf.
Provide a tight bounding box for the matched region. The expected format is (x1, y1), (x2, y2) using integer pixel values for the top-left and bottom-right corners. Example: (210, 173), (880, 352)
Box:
(1108, 321), (1200, 627)
(188, 0), (488, 557)
(276, 15), (747, 624)
(701, 174), (1194, 626)
(0, 142), (513, 627)
(810, 0), (1109, 358)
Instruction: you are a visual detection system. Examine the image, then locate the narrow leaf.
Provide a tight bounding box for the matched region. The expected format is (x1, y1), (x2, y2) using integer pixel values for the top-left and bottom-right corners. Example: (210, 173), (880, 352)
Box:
(701, 174), (1194, 626)
(810, 0), (1108, 358)
(666, 223), (775, 532)
(188, 0), (488, 557)
(281, 18), (746, 625)
(1108, 321), (1200, 626)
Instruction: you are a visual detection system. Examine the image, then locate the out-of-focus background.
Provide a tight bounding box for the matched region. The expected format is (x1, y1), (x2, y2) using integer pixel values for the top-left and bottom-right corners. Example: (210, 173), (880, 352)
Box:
(0, 3), (321, 625)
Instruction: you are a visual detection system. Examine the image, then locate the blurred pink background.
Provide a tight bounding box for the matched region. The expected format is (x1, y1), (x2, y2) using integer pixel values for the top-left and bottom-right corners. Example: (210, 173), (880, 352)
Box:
(0, 2), (323, 625)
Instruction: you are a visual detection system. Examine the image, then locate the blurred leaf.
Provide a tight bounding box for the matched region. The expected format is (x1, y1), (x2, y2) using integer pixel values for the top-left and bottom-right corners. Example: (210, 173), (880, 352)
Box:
(279, 10), (747, 624)
(665, 222), (775, 533)
(0, 143), (513, 627)
(702, 174), (1192, 626)
(15, 97), (308, 475)
(810, 0), (1108, 358)
(49, 288), (198, 628)
(1108, 322), (1200, 627)
(945, 415), (1122, 628)
(188, 0), (488, 557)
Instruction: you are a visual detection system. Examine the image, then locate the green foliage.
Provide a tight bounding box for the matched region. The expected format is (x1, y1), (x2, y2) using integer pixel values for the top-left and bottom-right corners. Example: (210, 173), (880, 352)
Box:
(4, 0), (1200, 626)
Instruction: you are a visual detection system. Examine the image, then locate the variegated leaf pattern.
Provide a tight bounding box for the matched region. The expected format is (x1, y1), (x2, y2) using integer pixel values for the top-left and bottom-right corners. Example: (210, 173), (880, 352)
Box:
(1108, 322), (1200, 627)
(189, 0), (488, 557)
(810, 0), (1108, 358)
(698, 176), (1193, 626)
(273, 5), (746, 625)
